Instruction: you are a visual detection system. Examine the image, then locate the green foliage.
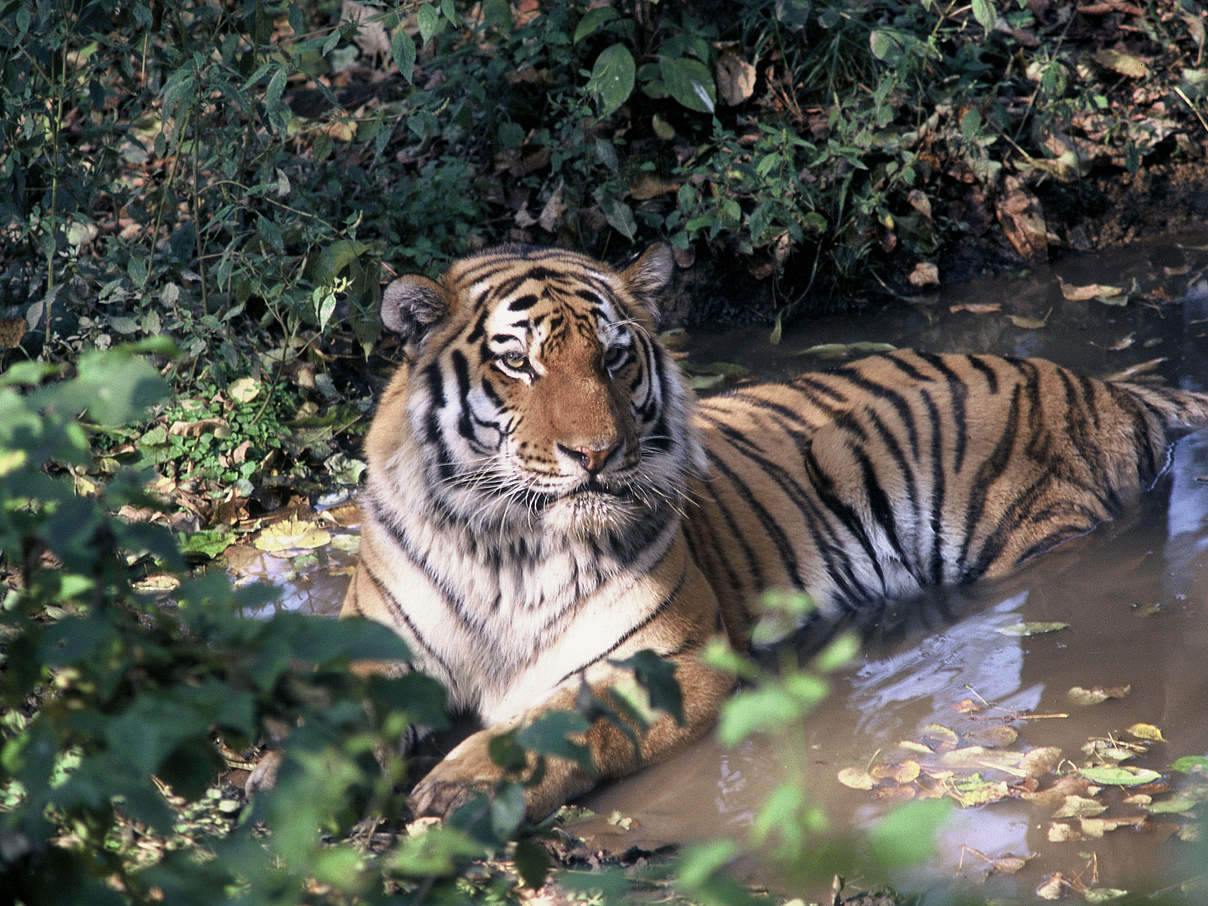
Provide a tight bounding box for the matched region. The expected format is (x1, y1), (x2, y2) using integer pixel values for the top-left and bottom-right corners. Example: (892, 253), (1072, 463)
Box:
(0, 349), (537, 905)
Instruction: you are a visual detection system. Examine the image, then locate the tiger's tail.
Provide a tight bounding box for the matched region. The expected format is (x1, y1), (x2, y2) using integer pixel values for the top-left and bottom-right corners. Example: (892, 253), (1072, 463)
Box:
(1121, 382), (1208, 432)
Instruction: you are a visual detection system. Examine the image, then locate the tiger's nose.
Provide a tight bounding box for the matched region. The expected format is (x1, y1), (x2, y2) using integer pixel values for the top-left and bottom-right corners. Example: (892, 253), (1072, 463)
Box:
(557, 441), (619, 475)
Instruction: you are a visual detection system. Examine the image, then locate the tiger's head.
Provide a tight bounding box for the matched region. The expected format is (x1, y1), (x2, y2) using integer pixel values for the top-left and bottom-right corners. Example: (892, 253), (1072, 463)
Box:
(376, 244), (704, 539)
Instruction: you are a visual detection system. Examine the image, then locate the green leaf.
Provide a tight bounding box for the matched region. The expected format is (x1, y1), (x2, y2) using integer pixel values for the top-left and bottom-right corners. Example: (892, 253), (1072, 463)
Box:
(391, 30), (416, 83)
(416, 3), (442, 45)
(658, 56), (716, 113)
(1078, 766), (1163, 786)
(587, 44), (635, 117)
(610, 649), (683, 724)
(574, 6), (619, 43)
(515, 710), (592, 770)
(597, 191), (636, 241)
(971, 0), (997, 33)
(513, 838), (550, 888)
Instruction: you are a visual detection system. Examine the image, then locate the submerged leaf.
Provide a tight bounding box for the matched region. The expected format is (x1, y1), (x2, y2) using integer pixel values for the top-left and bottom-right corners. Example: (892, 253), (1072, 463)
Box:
(996, 621), (1068, 637)
(1068, 684), (1131, 705)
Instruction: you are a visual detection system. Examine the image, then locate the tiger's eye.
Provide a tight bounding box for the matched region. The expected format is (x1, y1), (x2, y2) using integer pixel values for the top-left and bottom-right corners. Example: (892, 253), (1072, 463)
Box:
(500, 351), (528, 371)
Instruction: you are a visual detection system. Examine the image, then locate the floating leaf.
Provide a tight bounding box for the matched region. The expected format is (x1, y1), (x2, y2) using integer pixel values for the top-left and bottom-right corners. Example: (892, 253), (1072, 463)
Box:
(1008, 313), (1049, 330)
(1084, 889), (1129, 903)
(1145, 793), (1202, 815)
(1078, 766), (1162, 786)
(996, 621), (1068, 637)
(796, 341), (897, 359)
(837, 767), (877, 790)
(1052, 795), (1107, 818)
(1068, 684), (1131, 706)
(1080, 815), (1146, 837)
(1058, 277), (1124, 301)
(949, 301), (1000, 315)
(254, 517), (332, 554)
(1172, 755), (1208, 774)
(872, 760), (921, 784)
(1126, 723), (1166, 742)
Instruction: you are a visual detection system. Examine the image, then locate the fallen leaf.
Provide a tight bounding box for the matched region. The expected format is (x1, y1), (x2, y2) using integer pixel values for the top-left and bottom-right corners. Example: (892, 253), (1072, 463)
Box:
(1084, 889), (1129, 903)
(1067, 684), (1131, 705)
(1036, 872), (1069, 898)
(837, 767), (877, 790)
(908, 261), (940, 288)
(872, 760), (921, 784)
(872, 783), (916, 802)
(1078, 765), (1162, 787)
(949, 301), (1001, 314)
(1058, 276), (1125, 300)
(1125, 723), (1166, 742)
(1008, 312), (1050, 330)
(229, 377), (261, 404)
(1144, 793), (1201, 814)
(997, 175), (1049, 259)
(1052, 795), (1108, 818)
(996, 621), (1068, 637)
(970, 724), (1019, 748)
(795, 341), (897, 359)
(948, 775), (1011, 807)
(253, 517), (332, 554)
(715, 51), (756, 106)
(1048, 822), (1081, 843)
(0, 318), (27, 348)
(920, 723), (960, 749)
(1093, 48), (1150, 78)
(1080, 815), (1146, 837)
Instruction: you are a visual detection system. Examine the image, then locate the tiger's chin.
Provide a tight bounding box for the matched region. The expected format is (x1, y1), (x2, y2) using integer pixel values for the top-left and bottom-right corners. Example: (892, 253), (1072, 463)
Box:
(543, 490), (641, 537)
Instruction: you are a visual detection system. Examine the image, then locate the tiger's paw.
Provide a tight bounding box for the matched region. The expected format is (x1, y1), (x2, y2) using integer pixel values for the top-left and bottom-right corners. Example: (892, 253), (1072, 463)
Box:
(408, 773), (493, 819)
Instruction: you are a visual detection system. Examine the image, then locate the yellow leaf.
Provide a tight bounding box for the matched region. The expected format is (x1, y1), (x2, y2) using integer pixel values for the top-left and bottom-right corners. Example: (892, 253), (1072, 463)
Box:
(253, 517), (332, 554)
(837, 767), (876, 790)
(1126, 723), (1167, 742)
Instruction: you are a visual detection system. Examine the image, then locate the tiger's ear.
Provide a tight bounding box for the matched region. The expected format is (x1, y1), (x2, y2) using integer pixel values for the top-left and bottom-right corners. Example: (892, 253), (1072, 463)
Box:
(621, 243), (674, 313)
(381, 274), (450, 357)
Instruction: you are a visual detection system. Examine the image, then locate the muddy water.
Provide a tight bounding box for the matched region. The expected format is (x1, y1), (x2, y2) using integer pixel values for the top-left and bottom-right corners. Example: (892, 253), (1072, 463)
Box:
(241, 237), (1208, 901)
(573, 238), (1208, 901)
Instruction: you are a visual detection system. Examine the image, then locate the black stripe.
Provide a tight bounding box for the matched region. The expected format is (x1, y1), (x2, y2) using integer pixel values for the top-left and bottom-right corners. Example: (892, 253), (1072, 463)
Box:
(831, 368), (921, 461)
(956, 383), (1022, 581)
(361, 561), (456, 682)
(918, 353), (968, 474)
(556, 565), (688, 686)
(968, 355), (998, 394)
(508, 293), (539, 311)
(921, 388), (946, 586)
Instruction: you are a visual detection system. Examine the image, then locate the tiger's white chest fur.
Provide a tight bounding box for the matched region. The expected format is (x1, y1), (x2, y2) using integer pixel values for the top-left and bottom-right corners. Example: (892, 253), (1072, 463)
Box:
(363, 445), (681, 723)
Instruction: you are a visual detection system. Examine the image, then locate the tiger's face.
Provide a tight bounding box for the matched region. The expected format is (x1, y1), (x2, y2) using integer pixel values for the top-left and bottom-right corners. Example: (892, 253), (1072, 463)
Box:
(380, 245), (703, 538)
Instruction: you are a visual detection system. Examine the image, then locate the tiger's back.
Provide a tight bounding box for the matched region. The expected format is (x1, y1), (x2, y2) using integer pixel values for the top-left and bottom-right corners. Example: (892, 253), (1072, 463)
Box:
(687, 348), (1208, 619)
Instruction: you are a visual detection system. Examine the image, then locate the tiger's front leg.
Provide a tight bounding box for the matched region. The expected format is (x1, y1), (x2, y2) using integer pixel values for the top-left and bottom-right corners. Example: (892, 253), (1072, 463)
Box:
(409, 641), (735, 822)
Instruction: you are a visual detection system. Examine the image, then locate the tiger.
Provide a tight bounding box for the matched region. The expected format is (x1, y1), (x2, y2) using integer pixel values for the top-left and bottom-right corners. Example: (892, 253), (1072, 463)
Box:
(337, 243), (1208, 822)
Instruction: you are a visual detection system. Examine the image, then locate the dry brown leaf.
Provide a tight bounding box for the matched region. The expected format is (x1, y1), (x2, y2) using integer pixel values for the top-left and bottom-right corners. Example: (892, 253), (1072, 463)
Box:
(1036, 872), (1071, 899)
(908, 261), (940, 288)
(872, 760), (921, 784)
(1068, 684), (1131, 705)
(949, 301), (1001, 314)
(1093, 47), (1150, 78)
(715, 51), (756, 106)
(0, 318), (27, 349)
(1052, 795), (1108, 818)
